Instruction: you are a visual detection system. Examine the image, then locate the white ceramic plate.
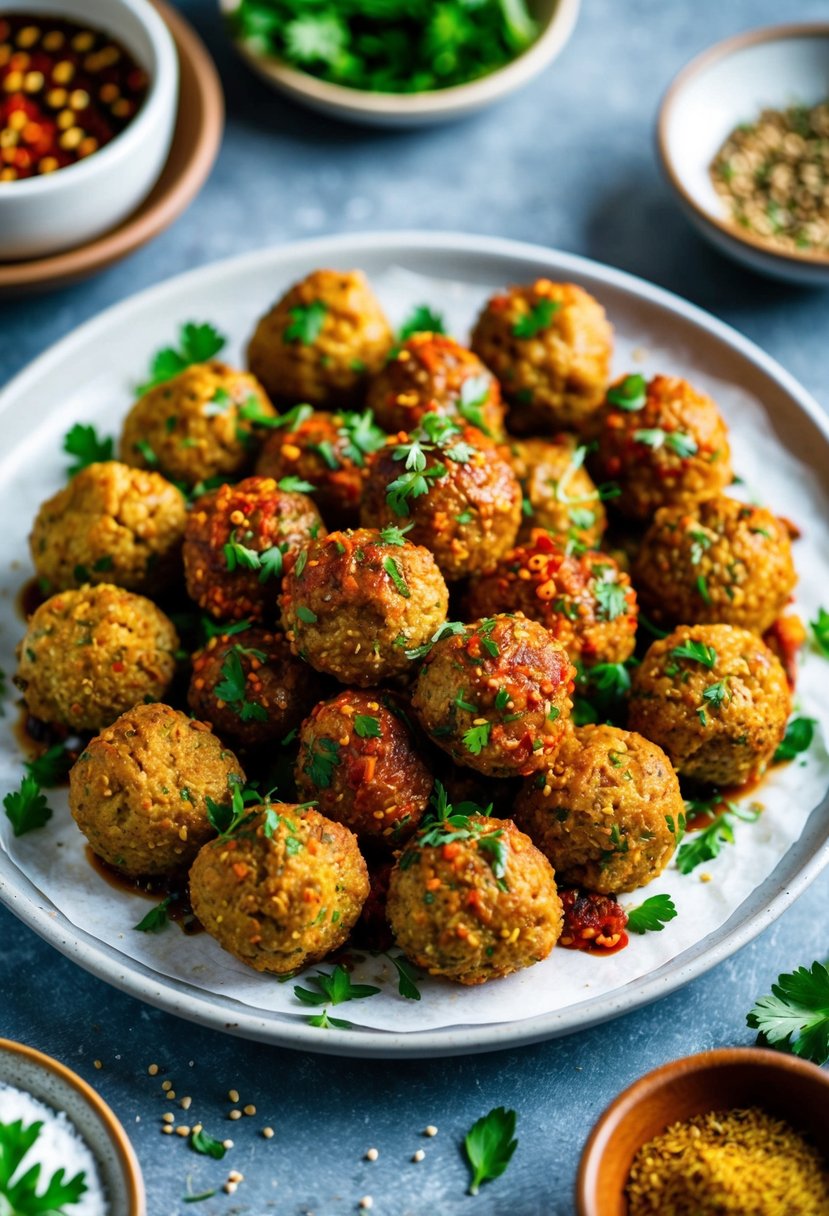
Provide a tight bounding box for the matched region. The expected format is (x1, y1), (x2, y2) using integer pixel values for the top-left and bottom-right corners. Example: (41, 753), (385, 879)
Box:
(1, 232), (828, 1059)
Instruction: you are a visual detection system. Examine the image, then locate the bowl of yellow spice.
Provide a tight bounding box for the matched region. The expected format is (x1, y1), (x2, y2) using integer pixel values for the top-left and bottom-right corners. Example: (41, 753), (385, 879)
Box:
(576, 1047), (829, 1216)
(658, 24), (829, 285)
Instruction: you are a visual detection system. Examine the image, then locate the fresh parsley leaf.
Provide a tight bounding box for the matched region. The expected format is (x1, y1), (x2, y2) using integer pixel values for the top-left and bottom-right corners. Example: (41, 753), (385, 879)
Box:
(398, 304), (446, 340)
(607, 373), (647, 411)
(63, 423), (114, 476)
(278, 474), (316, 493)
(296, 605), (318, 624)
(513, 298), (559, 339)
(133, 896), (172, 933)
(189, 1128), (227, 1159)
(676, 800), (759, 874)
(670, 640), (717, 669)
(403, 620), (466, 662)
(303, 737), (340, 788)
(338, 409), (386, 466)
(633, 427), (698, 458)
(284, 300), (328, 345)
(383, 555), (410, 598)
(457, 373), (493, 435)
(213, 648), (268, 724)
(0, 1117), (87, 1213)
(697, 679), (730, 725)
(294, 964), (380, 1007)
(389, 953), (422, 1001)
(354, 714), (381, 739)
(258, 544), (287, 583)
(810, 607), (829, 658)
(463, 721), (491, 755)
(3, 775), (52, 837)
(774, 716), (816, 763)
(464, 1107), (518, 1196)
(137, 322), (226, 394)
(594, 577), (628, 622)
(379, 523), (413, 546)
(625, 894), (677, 934)
(747, 961), (829, 1065)
(205, 777), (260, 839)
(182, 1191), (217, 1204)
(24, 743), (72, 788)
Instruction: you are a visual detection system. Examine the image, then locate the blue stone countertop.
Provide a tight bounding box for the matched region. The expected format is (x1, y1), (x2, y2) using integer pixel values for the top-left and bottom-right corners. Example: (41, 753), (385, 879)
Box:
(1, 1), (828, 1213)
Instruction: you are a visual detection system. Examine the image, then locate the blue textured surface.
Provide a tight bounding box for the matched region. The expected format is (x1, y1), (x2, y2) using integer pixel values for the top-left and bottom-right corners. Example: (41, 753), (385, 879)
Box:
(1, 2), (828, 1213)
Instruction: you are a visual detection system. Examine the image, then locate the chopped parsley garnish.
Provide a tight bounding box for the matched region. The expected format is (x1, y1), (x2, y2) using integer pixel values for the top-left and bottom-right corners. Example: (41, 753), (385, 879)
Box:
(747, 960), (829, 1066)
(688, 528), (713, 565)
(278, 474), (316, 493)
(339, 408), (386, 465)
(407, 784), (507, 888)
(24, 743), (73, 787)
(513, 298), (559, 339)
(294, 964), (380, 1029)
(670, 640), (717, 669)
(296, 604), (318, 623)
(554, 443), (620, 507)
(389, 953), (422, 1001)
(457, 373), (493, 435)
(403, 620), (466, 662)
(214, 647), (268, 723)
(383, 555), (410, 597)
(676, 798), (760, 874)
(353, 714), (381, 739)
(464, 1106), (518, 1196)
(223, 534), (288, 583)
(696, 679), (731, 725)
(774, 716), (816, 763)
(133, 896), (172, 934)
(3, 775), (52, 837)
(63, 422), (114, 476)
(463, 721), (491, 755)
(625, 894), (677, 934)
(696, 573), (712, 604)
(0, 1118), (87, 1214)
(607, 373), (647, 411)
(303, 737), (341, 788)
(379, 523), (413, 546)
(810, 607), (829, 658)
(633, 427), (698, 458)
(283, 299), (327, 344)
(385, 413), (471, 517)
(137, 321), (226, 395)
(205, 777), (261, 839)
(189, 1128), (227, 1159)
(398, 304), (446, 340)
(594, 575), (628, 622)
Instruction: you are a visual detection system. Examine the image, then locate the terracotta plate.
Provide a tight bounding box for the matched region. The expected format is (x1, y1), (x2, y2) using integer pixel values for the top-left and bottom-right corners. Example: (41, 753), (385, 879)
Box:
(0, 0), (224, 296)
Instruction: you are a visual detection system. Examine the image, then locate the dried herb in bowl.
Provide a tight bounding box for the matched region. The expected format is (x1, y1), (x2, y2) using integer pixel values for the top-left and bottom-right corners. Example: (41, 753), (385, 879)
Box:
(230, 0), (538, 94)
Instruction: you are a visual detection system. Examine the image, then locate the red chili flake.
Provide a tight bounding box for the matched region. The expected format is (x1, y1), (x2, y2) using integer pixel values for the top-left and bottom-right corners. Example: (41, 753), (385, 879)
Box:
(559, 887), (628, 955)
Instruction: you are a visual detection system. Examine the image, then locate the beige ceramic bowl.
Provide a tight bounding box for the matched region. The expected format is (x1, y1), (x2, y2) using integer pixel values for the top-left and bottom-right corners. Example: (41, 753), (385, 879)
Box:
(220, 0), (581, 127)
(0, 1037), (145, 1215)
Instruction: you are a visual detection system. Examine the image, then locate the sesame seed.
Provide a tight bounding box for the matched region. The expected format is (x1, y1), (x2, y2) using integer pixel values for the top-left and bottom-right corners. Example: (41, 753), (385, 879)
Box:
(222, 1139), (234, 1150)
(148, 1063), (159, 1076)
(365, 1148), (379, 1162)
(228, 1171), (243, 1183)
(166, 1092), (177, 1101)
(243, 1104), (256, 1116)
(180, 1096), (192, 1111)
(161, 1125), (173, 1135)
(359, 1198), (374, 1211)
(175, 1126), (190, 1137)
(192, 1124), (203, 1135)
(412, 1149), (425, 1163)
(228, 1089), (240, 1103)
(93, 1060), (102, 1070)
(162, 1113), (174, 1124)
(223, 1182), (237, 1195)
(262, 1127), (274, 1139)
(229, 1109), (242, 1121)
(424, 1125), (438, 1137)
(161, 1080), (172, 1091)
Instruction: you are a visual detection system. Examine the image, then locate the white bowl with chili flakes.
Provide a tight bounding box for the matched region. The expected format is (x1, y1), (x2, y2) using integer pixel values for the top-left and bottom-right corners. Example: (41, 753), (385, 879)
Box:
(0, 0), (178, 261)
(657, 24), (829, 286)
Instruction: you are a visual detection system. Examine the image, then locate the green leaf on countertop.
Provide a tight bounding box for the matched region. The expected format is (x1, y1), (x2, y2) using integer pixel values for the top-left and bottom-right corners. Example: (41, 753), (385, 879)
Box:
(464, 1106), (518, 1196)
(747, 961), (829, 1066)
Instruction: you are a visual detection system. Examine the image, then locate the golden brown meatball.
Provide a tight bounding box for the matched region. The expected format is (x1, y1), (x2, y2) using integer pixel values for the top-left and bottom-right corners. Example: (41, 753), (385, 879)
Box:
(632, 496), (797, 634)
(591, 374), (733, 520)
(189, 805), (369, 974)
(183, 476), (326, 622)
(188, 627), (324, 750)
(280, 528), (449, 687)
(15, 584), (178, 732)
(120, 361), (276, 489)
(360, 417), (522, 581)
(30, 462), (186, 595)
(507, 436), (608, 549)
(366, 332), (505, 438)
(465, 532), (637, 669)
(69, 704), (244, 876)
(254, 406), (386, 527)
(471, 280), (613, 433)
(388, 809), (563, 985)
(628, 624), (790, 786)
(295, 690), (432, 845)
(247, 269), (393, 409)
(513, 725), (681, 894)
(411, 614), (574, 777)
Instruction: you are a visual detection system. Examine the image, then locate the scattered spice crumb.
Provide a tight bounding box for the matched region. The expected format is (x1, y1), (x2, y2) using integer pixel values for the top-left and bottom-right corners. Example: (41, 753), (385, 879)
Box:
(192, 1123), (203, 1135)
(148, 1063), (159, 1076)
(228, 1171), (243, 1183)
(162, 1080), (173, 1092)
(93, 1060), (102, 1070)
(229, 1109), (242, 1121)
(263, 1127), (275, 1140)
(222, 1139), (234, 1150)
(412, 1149), (425, 1163)
(180, 1096), (192, 1111)
(228, 1089), (240, 1103)
(424, 1126), (438, 1138)
(175, 1126), (190, 1138)
(365, 1148), (379, 1162)
(162, 1113), (174, 1125)
(243, 1104), (256, 1116)
(224, 1182), (237, 1196)
(161, 1126), (173, 1136)
(166, 1091), (177, 1101)
(359, 1198), (374, 1211)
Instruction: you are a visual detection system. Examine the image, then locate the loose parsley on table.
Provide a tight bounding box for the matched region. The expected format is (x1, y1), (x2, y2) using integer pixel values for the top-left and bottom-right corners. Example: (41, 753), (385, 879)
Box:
(464, 1106), (518, 1196)
(3, 775), (52, 837)
(389, 953), (422, 1001)
(625, 894), (677, 934)
(133, 896), (172, 934)
(676, 799), (760, 874)
(747, 960), (829, 1066)
(63, 422), (114, 476)
(136, 321), (226, 395)
(189, 1128), (227, 1159)
(294, 964), (380, 1029)
(0, 1119), (87, 1215)
(774, 716), (816, 763)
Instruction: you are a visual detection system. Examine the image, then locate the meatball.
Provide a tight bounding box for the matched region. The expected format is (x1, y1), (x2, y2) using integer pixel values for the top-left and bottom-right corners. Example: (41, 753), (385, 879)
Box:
(280, 528), (449, 687)
(366, 332), (505, 438)
(507, 436), (608, 549)
(388, 813), (563, 985)
(351, 856), (394, 952)
(360, 417), (522, 581)
(513, 725), (681, 894)
(628, 624), (790, 786)
(632, 495), (797, 634)
(15, 584), (178, 731)
(411, 614), (574, 777)
(470, 279), (613, 434)
(120, 361), (276, 489)
(254, 406), (385, 526)
(295, 690), (432, 844)
(69, 704), (244, 876)
(592, 374), (733, 520)
(465, 531), (637, 669)
(183, 476), (325, 622)
(30, 462), (186, 595)
(247, 269), (393, 409)
(188, 627), (323, 750)
(189, 805), (369, 975)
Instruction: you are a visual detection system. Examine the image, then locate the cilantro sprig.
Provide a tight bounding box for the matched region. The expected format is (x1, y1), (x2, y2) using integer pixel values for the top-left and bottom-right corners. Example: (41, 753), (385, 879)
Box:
(625, 894), (677, 935)
(513, 298), (559, 339)
(747, 961), (829, 1065)
(403, 784), (507, 888)
(213, 646), (269, 723)
(774, 716), (816, 762)
(284, 300), (327, 345)
(811, 607), (829, 657)
(385, 412), (473, 517)
(607, 373), (647, 411)
(634, 427), (698, 458)
(398, 304), (446, 340)
(464, 1107), (518, 1196)
(24, 743), (73, 787)
(0, 1119), (87, 1215)
(3, 775), (53, 837)
(294, 964), (380, 1029)
(676, 798), (760, 874)
(63, 423), (114, 476)
(137, 322), (226, 395)
(134, 896), (172, 934)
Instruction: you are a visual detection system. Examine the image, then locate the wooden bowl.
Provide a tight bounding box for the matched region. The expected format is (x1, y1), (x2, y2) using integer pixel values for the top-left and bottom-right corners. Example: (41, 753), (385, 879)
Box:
(576, 1047), (829, 1216)
(0, 0), (223, 295)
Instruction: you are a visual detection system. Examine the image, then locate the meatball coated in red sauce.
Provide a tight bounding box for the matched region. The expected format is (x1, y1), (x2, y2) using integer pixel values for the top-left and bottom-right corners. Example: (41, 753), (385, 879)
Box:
(280, 527), (449, 687)
(592, 374), (733, 521)
(295, 690), (433, 845)
(254, 407), (386, 527)
(188, 627), (324, 750)
(411, 613), (575, 777)
(366, 332), (506, 438)
(183, 476), (326, 622)
(465, 530), (638, 669)
(360, 418), (522, 581)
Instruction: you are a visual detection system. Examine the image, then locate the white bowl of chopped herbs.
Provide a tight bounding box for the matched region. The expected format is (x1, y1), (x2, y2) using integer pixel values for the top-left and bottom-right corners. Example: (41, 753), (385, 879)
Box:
(221, 0), (581, 125)
(658, 24), (829, 285)
(0, 1039), (144, 1216)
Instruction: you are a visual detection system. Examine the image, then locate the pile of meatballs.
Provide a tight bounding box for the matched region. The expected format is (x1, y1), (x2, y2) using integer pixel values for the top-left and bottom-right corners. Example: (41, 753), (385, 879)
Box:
(15, 269), (798, 990)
